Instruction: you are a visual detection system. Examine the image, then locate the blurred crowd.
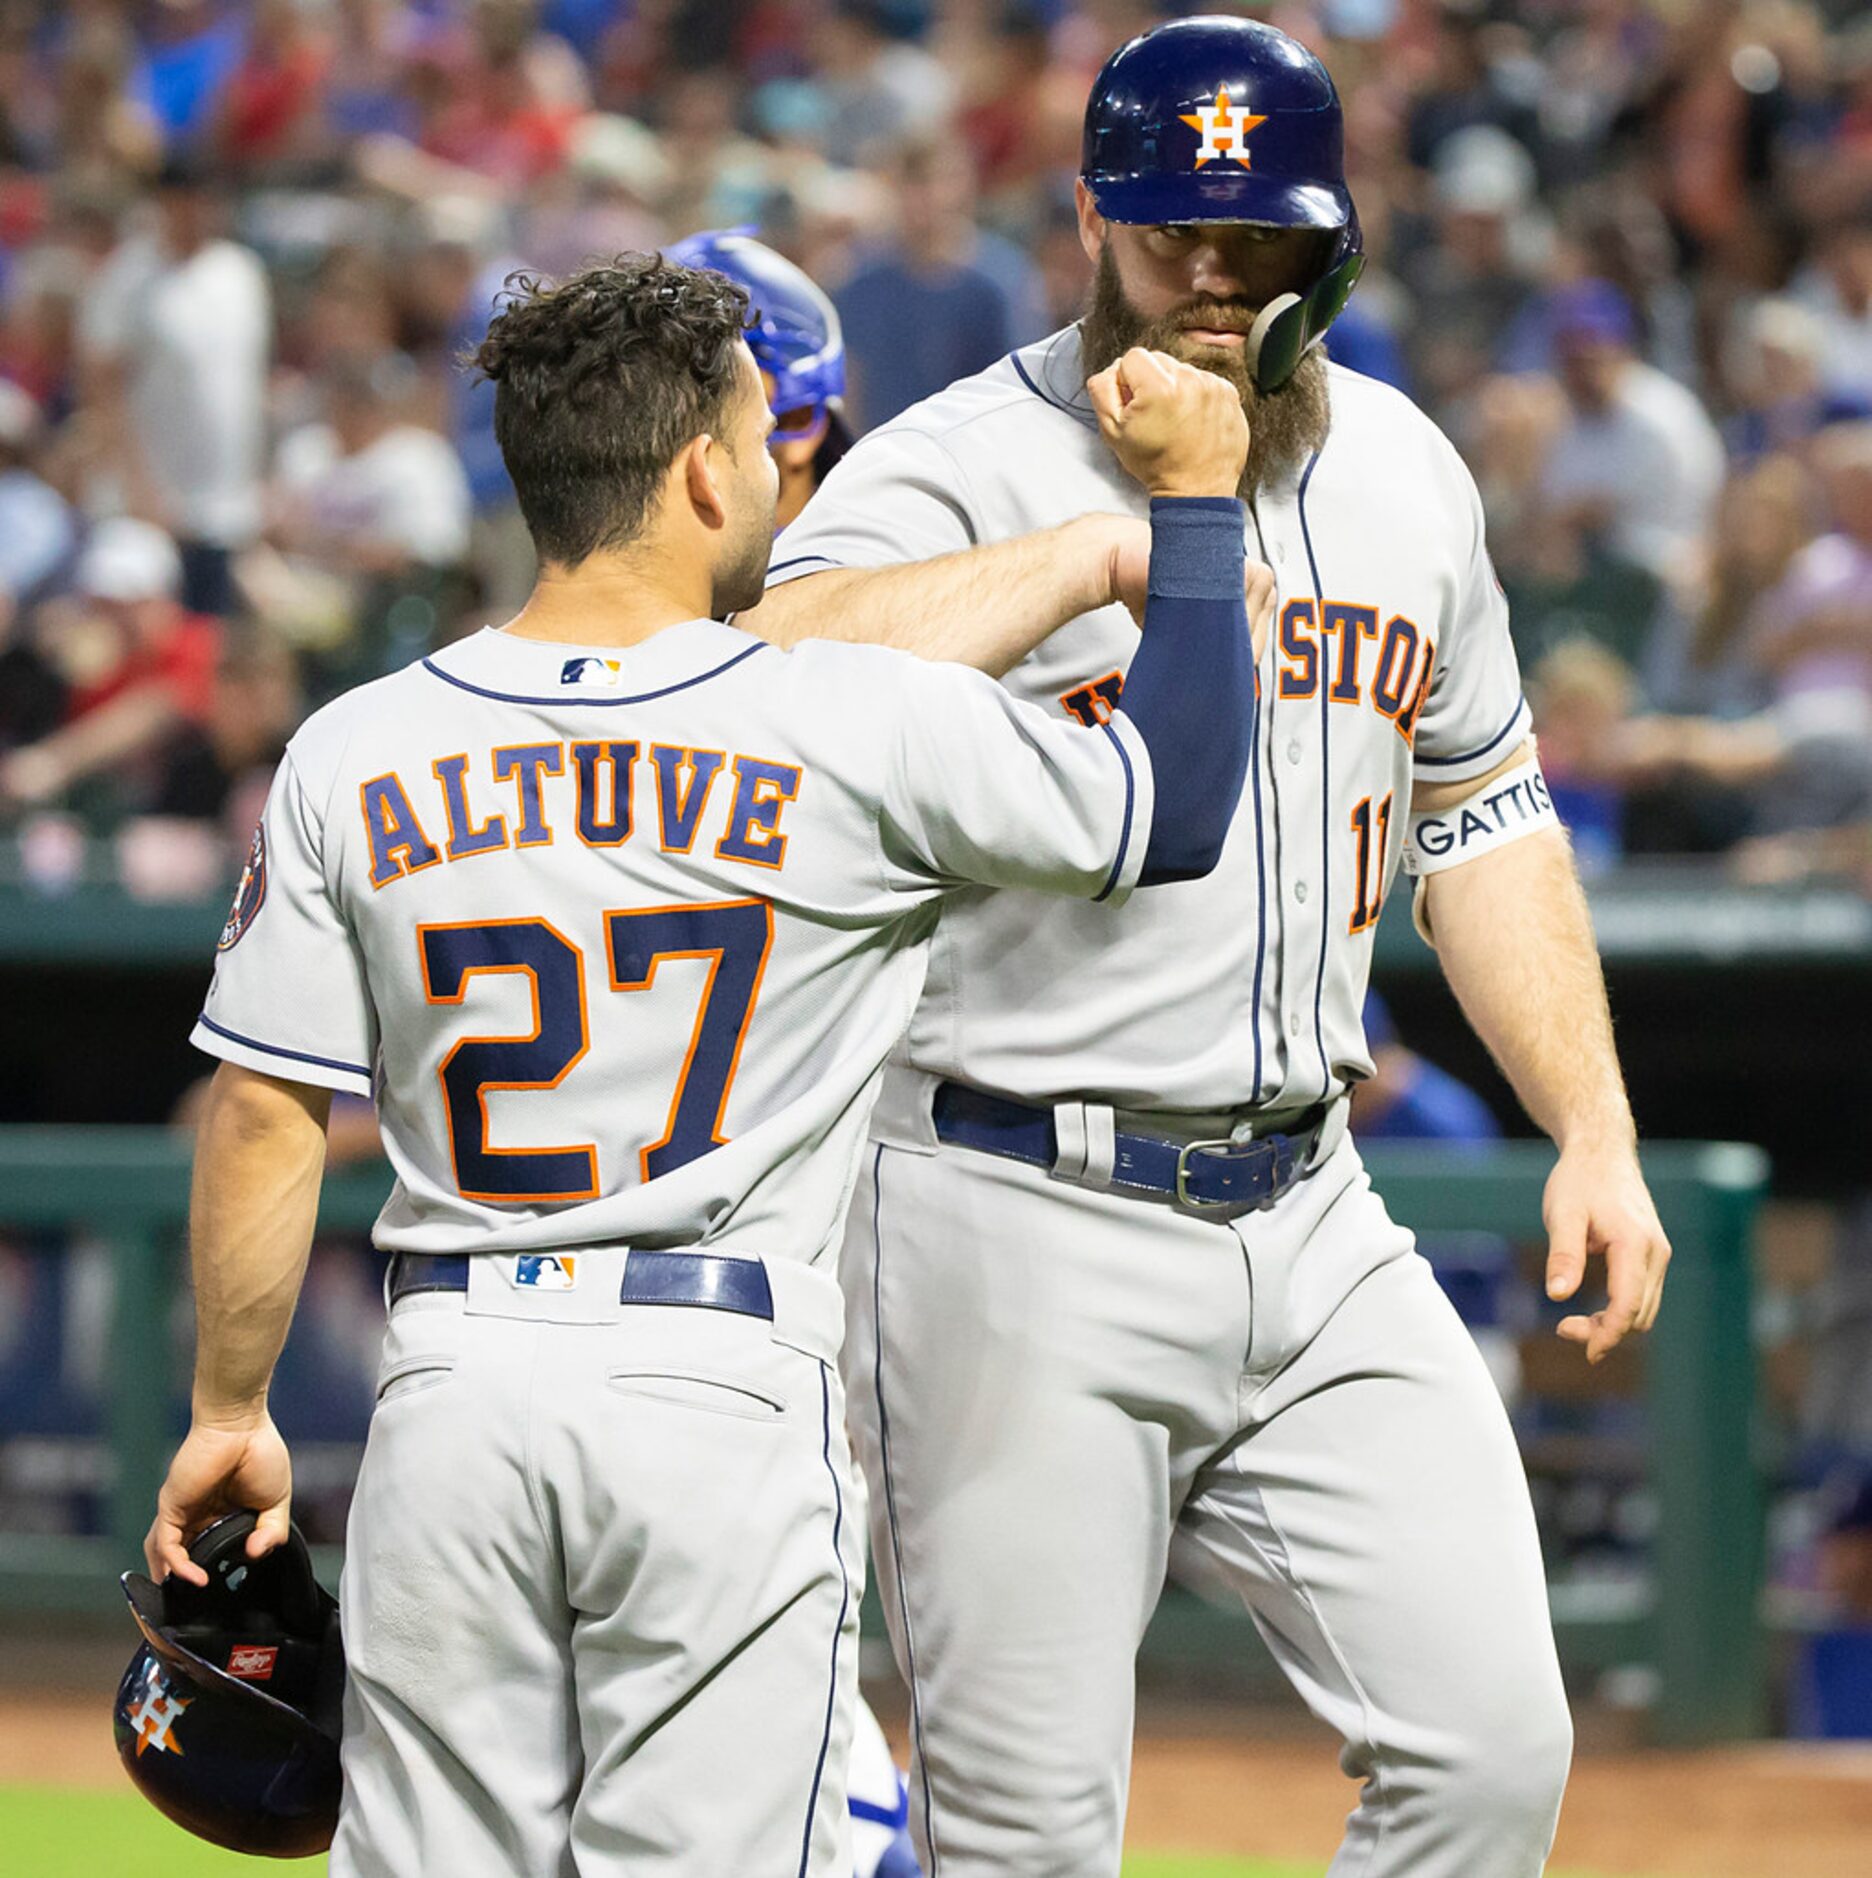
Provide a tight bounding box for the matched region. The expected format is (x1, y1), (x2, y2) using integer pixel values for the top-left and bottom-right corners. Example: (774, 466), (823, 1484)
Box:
(0, 0), (1868, 894)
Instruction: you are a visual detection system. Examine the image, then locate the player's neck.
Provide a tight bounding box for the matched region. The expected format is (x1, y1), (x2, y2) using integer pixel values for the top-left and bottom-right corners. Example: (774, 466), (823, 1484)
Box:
(500, 551), (715, 648)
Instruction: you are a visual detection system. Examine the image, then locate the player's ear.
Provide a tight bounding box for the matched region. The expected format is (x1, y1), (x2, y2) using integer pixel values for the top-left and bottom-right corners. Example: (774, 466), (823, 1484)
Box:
(682, 434), (730, 532)
(1075, 178), (1107, 267)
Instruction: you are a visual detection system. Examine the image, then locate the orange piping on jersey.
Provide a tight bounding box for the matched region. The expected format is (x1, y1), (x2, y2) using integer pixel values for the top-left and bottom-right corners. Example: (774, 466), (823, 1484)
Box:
(416, 916), (599, 1203)
(571, 740), (639, 848)
(1277, 598), (1317, 699)
(361, 772), (443, 890)
(1059, 669), (1126, 727)
(650, 745), (727, 853)
(1370, 615), (1423, 723)
(604, 898), (774, 1186)
(1394, 636), (1437, 745)
(491, 743), (565, 848)
(714, 756), (804, 870)
(431, 752), (512, 861)
(1321, 601), (1380, 705)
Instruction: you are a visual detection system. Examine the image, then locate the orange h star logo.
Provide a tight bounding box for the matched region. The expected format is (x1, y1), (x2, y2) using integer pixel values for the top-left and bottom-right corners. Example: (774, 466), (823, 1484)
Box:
(1180, 87), (1267, 171)
(128, 1663), (192, 1757)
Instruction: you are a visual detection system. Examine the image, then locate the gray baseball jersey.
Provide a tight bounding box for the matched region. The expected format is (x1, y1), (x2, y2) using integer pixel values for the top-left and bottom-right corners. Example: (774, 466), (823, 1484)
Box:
(191, 616), (1158, 1876)
(193, 618), (1152, 1267)
(770, 327), (1528, 1110)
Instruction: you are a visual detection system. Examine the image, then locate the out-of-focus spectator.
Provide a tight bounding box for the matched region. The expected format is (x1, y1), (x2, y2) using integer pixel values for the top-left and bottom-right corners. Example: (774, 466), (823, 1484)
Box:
(395, 194), (531, 616)
(214, 0), (336, 176)
(243, 349), (472, 688)
(1790, 213), (1872, 412)
(1403, 8), (1539, 176)
(813, 0), (956, 170)
(1745, 422), (1872, 711)
(0, 518), (219, 816)
(1400, 125), (1547, 409)
(1646, 452), (1820, 713)
(77, 156), (270, 617)
(836, 136), (1043, 430)
(522, 111), (670, 278)
(132, 1), (250, 150)
(1537, 278), (1726, 592)
(0, 383), (77, 629)
(1526, 639), (1637, 875)
(144, 629), (302, 836)
(1723, 297), (1836, 462)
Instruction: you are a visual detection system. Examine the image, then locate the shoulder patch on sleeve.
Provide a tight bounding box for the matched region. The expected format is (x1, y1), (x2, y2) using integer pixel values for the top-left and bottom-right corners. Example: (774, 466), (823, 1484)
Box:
(217, 823), (267, 951)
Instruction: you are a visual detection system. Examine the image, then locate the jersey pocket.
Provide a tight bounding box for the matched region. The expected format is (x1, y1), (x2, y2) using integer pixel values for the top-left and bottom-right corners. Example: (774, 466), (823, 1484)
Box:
(605, 1366), (789, 1421)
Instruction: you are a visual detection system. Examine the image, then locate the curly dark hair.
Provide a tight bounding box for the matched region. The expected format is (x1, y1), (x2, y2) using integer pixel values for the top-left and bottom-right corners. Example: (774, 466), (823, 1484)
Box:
(471, 254), (754, 568)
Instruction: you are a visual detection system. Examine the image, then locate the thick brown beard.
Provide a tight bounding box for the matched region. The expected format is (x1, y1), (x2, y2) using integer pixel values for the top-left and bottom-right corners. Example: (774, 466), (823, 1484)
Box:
(1079, 241), (1332, 499)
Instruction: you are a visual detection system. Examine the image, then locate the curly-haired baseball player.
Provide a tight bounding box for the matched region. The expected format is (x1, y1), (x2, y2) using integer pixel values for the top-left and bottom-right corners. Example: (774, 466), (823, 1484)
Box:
(146, 250), (1265, 1874)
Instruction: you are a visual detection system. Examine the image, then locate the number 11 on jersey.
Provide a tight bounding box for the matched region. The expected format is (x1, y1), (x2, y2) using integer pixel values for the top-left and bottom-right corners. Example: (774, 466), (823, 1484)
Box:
(1348, 791), (1393, 936)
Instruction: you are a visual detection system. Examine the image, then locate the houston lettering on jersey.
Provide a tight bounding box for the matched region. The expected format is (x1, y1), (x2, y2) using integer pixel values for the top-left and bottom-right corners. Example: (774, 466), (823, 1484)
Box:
(361, 742), (806, 890)
(1275, 601), (1436, 740)
(1063, 607), (1436, 741)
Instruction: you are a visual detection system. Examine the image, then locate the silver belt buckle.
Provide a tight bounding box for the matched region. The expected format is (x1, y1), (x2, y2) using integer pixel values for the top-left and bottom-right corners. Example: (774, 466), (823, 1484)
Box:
(1174, 1137), (1240, 1212)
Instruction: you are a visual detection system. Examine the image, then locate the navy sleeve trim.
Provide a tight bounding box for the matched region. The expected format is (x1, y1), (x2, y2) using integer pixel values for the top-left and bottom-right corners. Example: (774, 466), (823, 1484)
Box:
(766, 553), (843, 579)
(196, 1014), (371, 1081)
(1010, 349), (1097, 429)
(1092, 719), (1137, 904)
(1415, 699), (1530, 768)
(422, 641), (768, 707)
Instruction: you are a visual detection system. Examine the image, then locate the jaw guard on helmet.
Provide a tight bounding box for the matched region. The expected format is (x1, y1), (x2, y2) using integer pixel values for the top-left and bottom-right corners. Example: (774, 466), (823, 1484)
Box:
(1081, 15), (1365, 392)
(114, 1512), (344, 1858)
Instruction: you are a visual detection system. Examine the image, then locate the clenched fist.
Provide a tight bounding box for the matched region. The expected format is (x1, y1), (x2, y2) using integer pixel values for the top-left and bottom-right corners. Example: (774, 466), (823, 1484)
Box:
(1087, 347), (1250, 500)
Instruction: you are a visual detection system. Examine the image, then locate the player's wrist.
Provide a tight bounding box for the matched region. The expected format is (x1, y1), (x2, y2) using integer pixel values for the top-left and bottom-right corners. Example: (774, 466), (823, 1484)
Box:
(189, 1393), (271, 1434)
(1554, 1110), (1639, 1159)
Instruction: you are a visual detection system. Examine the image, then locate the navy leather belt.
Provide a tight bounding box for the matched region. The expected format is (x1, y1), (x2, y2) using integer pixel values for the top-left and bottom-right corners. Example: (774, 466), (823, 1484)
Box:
(386, 1249), (775, 1320)
(931, 1082), (1327, 1219)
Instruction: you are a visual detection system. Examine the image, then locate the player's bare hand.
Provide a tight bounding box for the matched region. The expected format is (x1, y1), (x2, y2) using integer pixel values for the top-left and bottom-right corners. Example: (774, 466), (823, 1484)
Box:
(1091, 513), (1275, 659)
(1542, 1141), (1671, 1363)
(146, 1415), (293, 1585)
(1086, 347), (1249, 499)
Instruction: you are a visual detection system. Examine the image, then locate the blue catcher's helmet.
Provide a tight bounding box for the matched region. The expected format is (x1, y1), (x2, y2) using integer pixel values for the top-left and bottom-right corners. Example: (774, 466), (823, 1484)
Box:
(666, 229), (846, 434)
(1081, 16), (1364, 391)
(114, 1513), (344, 1857)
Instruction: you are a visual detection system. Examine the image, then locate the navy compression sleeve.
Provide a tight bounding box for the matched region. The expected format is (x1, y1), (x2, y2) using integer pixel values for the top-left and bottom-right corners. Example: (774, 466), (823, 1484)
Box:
(1119, 496), (1255, 885)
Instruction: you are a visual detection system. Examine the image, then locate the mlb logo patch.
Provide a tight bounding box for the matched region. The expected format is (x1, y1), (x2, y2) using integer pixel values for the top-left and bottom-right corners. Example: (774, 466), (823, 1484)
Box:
(515, 1253), (579, 1291)
(561, 656), (622, 687)
(226, 1645), (279, 1682)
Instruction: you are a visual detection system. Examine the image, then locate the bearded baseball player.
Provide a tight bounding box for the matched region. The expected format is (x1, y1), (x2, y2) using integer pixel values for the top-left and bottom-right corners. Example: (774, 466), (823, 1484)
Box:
(144, 252), (1263, 1874)
(750, 17), (1672, 1878)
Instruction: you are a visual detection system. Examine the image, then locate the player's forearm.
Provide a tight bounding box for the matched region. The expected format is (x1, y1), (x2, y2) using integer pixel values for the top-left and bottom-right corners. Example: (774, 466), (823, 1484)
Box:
(744, 516), (1125, 676)
(187, 1064), (332, 1426)
(1423, 829), (1636, 1152)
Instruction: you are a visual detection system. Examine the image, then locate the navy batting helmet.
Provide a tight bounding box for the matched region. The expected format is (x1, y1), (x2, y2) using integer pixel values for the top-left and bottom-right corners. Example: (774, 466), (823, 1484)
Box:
(667, 229), (847, 434)
(114, 1513), (344, 1858)
(1081, 16), (1364, 391)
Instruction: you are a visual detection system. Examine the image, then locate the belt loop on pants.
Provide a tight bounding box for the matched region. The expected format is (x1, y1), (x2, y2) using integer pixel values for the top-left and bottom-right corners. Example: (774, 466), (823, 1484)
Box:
(1051, 1099), (1118, 1188)
(931, 1082), (1342, 1221)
